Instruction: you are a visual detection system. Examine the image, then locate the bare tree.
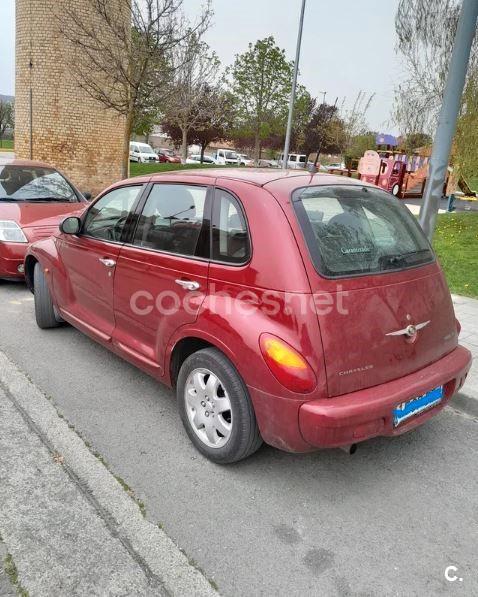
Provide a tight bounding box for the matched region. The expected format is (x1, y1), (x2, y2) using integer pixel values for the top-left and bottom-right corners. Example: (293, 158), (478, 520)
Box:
(340, 91), (375, 154)
(60, 0), (212, 177)
(163, 34), (221, 160)
(394, 0), (478, 133)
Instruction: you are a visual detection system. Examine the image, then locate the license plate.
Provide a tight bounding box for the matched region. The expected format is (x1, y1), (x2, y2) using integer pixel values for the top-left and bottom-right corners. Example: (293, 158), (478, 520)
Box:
(393, 386), (443, 427)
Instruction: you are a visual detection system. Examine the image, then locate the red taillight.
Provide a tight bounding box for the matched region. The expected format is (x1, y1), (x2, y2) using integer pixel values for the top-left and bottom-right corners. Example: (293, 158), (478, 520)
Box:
(259, 333), (316, 393)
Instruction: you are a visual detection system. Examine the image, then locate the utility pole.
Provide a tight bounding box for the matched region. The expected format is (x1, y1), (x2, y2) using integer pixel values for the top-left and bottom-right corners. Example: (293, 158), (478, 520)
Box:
(419, 0), (478, 240)
(318, 90), (327, 105)
(282, 0), (306, 170)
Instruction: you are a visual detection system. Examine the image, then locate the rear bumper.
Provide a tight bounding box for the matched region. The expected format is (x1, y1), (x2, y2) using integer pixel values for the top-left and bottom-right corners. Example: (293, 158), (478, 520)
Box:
(0, 243), (27, 278)
(299, 345), (472, 448)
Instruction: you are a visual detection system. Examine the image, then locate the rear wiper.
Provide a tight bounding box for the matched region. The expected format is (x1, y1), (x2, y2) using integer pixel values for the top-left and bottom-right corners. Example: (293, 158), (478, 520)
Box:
(380, 249), (431, 268)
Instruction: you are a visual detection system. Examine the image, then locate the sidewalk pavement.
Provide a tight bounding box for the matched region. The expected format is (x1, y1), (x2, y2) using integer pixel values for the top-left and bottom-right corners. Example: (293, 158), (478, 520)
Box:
(0, 350), (218, 597)
(452, 294), (478, 404)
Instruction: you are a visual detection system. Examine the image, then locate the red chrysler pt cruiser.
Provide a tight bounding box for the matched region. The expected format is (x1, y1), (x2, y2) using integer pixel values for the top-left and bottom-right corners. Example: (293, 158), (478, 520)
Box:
(0, 158), (87, 280)
(24, 169), (471, 463)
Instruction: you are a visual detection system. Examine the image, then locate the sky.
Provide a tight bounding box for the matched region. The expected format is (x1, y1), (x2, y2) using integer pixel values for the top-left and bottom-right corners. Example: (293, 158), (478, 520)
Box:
(0, 0), (403, 133)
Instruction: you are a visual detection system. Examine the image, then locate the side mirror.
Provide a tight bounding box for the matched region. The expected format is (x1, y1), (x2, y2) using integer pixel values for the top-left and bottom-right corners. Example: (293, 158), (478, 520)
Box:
(83, 191), (92, 201)
(60, 216), (81, 235)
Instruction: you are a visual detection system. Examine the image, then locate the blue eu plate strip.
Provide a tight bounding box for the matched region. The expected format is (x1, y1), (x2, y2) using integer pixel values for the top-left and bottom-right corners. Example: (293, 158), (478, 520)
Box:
(393, 386), (444, 427)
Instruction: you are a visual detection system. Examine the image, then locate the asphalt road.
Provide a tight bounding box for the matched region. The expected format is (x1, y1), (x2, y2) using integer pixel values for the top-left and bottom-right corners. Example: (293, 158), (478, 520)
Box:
(1, 280), (477, 596)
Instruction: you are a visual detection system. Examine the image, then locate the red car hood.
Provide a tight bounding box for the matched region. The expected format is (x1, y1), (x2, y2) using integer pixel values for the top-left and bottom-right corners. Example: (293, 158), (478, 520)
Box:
(0, 202), (86, 228)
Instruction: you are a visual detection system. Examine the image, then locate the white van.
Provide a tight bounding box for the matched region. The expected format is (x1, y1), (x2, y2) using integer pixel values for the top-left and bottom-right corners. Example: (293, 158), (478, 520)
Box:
(212, 149), (241, 165)
(278, 153), (307, 169)
(129, 142), (159, 163)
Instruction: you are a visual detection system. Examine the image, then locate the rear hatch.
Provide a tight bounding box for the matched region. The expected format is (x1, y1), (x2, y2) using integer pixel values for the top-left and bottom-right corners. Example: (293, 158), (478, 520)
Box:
(292, 184), (458, 397)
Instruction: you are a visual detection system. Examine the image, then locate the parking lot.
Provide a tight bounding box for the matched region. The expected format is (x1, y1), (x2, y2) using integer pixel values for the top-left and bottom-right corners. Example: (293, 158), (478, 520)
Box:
(1, 279), (477, 596)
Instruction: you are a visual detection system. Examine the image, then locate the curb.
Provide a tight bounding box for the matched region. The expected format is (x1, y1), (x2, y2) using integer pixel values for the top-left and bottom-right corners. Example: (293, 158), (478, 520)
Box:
(0, 350), (218, 597)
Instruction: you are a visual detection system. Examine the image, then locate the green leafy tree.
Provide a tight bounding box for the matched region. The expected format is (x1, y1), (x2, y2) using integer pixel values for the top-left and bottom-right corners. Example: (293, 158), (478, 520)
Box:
(0, 99), (14, 147)
(346, 132), (377, 160)
(402, 132), (433, 154)
(455, 74), (478, 181)
(230, 36), (293, 162)
(302, 102), (344, 158)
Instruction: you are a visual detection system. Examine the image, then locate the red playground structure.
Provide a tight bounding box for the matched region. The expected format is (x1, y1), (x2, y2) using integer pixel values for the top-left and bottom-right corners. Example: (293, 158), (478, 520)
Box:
(358, 151), (407, 196)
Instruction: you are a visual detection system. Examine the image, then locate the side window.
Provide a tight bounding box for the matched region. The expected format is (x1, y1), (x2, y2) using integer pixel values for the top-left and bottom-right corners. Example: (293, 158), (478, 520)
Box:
(212, 189), (250, 264)
(83, 185), (141, 242)
(133, 184), (209, 258)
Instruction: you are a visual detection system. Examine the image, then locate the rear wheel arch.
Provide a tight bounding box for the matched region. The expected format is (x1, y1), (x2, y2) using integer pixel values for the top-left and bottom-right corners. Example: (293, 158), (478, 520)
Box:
(169, 337), (215, 388)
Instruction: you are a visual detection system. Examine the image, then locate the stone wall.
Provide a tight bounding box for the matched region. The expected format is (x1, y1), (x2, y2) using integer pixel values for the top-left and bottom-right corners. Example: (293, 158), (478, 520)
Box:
(15, 0), (126, 195)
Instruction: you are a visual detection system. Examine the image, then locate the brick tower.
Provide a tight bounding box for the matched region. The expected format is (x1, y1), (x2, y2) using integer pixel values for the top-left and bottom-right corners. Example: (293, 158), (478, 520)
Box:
(15, 0), (126, 195)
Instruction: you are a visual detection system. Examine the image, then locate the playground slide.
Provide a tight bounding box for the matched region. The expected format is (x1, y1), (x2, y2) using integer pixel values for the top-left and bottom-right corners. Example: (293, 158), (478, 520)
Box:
(405, 164), (428, 192)
(458, 176), (477, 197)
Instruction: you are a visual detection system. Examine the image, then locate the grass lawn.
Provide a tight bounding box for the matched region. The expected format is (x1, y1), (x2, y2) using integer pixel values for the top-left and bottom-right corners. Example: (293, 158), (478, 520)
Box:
(130, 162), (231, 177)
(468, 175), (478, 192)
(0, 139), (14, 150)
(433, 213), (478, 298)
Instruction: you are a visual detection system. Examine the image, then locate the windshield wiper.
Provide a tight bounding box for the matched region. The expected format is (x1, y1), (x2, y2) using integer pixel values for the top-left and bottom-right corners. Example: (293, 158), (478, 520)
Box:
(22, 197), (72, 202)
(0, 197), (24, 202)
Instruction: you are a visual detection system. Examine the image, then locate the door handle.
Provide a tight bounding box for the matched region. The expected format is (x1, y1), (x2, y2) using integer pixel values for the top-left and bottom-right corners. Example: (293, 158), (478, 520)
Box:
(175, 279), (201, 291)
(99, 258), (116, 268)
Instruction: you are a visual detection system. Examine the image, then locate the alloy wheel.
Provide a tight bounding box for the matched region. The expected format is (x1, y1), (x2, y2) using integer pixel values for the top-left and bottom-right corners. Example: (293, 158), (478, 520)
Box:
(184, 368), (233, 448)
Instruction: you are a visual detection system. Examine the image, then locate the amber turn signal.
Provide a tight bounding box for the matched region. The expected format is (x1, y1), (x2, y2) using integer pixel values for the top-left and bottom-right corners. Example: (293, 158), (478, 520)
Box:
(259, 333), (316, 393)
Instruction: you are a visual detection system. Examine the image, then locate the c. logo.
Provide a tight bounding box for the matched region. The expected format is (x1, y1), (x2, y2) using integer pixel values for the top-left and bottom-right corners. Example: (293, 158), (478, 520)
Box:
(445, 565), (462, 582)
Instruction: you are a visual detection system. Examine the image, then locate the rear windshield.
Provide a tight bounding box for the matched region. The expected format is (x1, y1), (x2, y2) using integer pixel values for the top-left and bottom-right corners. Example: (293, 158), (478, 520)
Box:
(0, 165), (79, 202)
(293, 185), (434, 278)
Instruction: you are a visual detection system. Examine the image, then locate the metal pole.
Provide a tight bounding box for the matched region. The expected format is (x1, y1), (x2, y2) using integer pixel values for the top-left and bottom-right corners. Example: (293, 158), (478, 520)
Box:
(419, 0), (478, 239)
(282, 0), (306, 169)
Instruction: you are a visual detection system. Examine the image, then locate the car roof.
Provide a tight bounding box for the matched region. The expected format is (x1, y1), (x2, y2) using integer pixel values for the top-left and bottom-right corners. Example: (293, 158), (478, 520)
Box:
(146, 167), (369, 190)
(0, 157), (57, 169)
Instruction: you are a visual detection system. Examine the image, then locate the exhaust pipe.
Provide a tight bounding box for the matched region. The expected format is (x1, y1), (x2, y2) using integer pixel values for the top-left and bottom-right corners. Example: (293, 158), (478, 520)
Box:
(339, 444), (357, 455)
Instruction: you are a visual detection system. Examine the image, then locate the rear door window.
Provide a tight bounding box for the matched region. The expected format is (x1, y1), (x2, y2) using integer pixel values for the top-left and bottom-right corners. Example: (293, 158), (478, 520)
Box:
(133, 183), (210, 258)
(293, 185), (434, 278)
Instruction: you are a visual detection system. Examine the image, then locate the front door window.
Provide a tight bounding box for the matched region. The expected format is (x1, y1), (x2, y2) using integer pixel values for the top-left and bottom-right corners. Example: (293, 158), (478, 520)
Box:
(84, 185), (141, 242)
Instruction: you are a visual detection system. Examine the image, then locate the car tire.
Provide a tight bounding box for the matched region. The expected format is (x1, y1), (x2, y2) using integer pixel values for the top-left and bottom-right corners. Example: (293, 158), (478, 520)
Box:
(33, 263), (62, 329)
(177, 348), (263, 463)
(392, 183), (400, 196)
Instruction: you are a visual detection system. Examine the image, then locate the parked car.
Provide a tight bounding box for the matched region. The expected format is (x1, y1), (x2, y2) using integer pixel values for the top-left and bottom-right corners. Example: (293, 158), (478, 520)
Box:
(212, 149), (240, 165)
(156, 148), (182, 164)
(129, 142), (159, 163)
(258, 158), (279, 168)
(25, 169), (471, 463)
(277, 153), (307, 169)
(239, 154), (254, 167)
(185, 154), (217, 165)
(0, 158), (87, 280)
(326, 162), (346, 171)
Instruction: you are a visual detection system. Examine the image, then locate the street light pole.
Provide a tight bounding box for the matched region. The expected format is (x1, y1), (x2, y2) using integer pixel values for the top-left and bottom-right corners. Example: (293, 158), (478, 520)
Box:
(282, 0), (306, 170)
(419, 0), (478, 240)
